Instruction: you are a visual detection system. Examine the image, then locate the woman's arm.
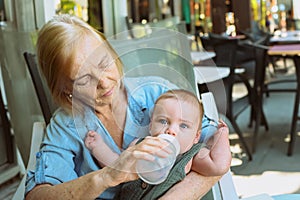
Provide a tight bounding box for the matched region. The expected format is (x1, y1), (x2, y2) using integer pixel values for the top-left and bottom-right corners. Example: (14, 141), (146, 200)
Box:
(26, 146), (139, 200)
(159, 172), (221, 200)
(26, 155), (137, 200)
(26, 136), (171, 200)
(26, 168), (115, 200)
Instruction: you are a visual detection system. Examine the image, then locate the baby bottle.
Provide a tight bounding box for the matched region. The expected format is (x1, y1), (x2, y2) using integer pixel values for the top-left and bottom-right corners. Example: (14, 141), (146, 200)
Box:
(136, 134), (180, 185)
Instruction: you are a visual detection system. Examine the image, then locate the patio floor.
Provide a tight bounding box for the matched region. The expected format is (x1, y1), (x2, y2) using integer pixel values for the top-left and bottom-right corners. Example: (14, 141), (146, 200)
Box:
(229, 58), (300, 198)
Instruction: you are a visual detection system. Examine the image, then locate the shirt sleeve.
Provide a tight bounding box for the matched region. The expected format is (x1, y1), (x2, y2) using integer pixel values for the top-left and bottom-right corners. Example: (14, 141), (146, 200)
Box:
(25, 111), (84, 195)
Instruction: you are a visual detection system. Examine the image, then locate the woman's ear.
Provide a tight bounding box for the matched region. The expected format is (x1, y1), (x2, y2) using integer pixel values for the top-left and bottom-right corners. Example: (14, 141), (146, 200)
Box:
(64, 90), (73, 102)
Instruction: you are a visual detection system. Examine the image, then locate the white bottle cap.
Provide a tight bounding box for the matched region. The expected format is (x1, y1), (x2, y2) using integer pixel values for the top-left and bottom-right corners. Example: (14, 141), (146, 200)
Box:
(158, 134), (180, 156)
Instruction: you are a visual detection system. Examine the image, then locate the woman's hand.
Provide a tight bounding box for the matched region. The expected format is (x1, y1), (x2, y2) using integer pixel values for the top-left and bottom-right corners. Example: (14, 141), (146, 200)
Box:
(104, 136), (172, 187)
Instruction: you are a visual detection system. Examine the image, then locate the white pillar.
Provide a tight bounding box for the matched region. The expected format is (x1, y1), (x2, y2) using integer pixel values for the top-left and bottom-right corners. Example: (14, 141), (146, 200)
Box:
(114, 0), (127, 35)
(102, 0), (128, 39)
(34, 0), (56, 29)
(173, 0), (182, 19)
(293, 0), (300, 19)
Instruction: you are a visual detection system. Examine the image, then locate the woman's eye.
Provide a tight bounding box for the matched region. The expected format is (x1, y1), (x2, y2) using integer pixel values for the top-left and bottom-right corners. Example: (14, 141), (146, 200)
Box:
(99, 63), (108, 69)
(180, 123), (188, 129)
(159, 119), (168, 125)
(76, 76), (91, 86)
(99, 59), (113, 69)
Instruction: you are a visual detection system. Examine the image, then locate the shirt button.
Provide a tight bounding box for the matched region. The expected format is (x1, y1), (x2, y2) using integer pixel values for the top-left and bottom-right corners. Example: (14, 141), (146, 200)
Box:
(141, 182), (148, 189)
(36, 152), (42, 158)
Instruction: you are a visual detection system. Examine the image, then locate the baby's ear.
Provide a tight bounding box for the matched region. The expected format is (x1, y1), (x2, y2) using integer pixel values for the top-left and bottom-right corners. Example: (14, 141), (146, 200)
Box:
(194, 130), (201, 144)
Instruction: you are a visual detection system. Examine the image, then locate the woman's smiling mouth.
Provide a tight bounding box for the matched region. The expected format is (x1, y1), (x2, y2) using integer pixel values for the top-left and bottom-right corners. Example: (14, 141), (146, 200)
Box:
(102, 87), (114, 97)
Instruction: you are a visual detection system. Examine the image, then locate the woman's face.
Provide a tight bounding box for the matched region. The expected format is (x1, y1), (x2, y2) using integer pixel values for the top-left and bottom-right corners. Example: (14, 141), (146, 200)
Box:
(70, 35), (122, 108)
(150, 98), (201, 154)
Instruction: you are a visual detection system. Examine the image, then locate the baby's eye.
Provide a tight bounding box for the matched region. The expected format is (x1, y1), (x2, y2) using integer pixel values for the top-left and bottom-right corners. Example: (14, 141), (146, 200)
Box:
(180, 123), (188, 129)
(159, 119), (168, 125)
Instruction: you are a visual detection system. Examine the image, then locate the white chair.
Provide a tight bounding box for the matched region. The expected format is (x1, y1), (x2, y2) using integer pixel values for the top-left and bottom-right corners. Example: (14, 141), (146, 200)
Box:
(201, 92), (239, 200)
(12, 122), (45, 200)
(201, 92), (273, 200)
(211, 170), (273, 200)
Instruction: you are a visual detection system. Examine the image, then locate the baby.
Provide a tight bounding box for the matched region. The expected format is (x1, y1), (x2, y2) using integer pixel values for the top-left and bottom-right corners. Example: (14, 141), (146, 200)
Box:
(85, 89), (228, 199)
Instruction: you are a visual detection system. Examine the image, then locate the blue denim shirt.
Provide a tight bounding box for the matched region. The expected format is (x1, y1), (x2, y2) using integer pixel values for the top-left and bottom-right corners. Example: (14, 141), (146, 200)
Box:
(25, 76), (217, 199)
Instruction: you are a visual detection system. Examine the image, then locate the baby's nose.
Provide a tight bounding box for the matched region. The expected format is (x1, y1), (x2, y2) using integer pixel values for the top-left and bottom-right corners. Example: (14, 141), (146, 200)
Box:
(165, 128), (176, 136)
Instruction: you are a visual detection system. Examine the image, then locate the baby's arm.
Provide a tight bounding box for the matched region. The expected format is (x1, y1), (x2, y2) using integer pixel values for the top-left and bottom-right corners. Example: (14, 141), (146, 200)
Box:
(85, 131), (119, 167)
(191, 120), (232, 176)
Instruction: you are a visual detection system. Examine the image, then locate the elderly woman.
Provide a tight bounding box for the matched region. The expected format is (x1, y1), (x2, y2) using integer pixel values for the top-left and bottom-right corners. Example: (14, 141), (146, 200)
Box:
(25, 14), (231, 200)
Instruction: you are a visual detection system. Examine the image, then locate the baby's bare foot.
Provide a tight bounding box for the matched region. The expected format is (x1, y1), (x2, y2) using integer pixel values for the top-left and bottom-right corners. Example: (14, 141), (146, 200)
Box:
(85, 131), (99, 151)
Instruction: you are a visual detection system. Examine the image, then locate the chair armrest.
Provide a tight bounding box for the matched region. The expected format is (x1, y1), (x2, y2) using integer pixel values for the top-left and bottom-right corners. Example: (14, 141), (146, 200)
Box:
(12, 121), (46, 200)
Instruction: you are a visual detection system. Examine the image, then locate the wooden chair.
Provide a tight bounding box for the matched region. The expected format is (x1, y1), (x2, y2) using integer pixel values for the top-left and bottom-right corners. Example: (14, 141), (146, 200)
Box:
(247, 42), (300, 156)
(208, 33), (253, 160)
(248, 43), (270, 153)
(203, 92), (272, 200)
(287, 55), (300, 156)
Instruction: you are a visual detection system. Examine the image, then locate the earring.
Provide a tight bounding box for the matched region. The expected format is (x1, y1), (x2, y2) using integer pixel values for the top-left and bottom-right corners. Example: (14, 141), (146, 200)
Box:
(68, 94), (72, 99)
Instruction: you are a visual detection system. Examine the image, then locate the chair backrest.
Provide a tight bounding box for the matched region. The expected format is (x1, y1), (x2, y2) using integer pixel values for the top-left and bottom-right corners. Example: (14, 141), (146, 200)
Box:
(252, 44), (269, 91)
(23, 52), (57, 125)
(201, 93), (239, 200)
(208, 33), (238, 75)
(0, 88), (14, 163)
(200, 35), (215, 52)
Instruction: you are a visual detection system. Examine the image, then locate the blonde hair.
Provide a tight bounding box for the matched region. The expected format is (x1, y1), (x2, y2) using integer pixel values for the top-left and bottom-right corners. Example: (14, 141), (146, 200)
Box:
(36, 14), (123, 111)
(154, 89), (204, 131)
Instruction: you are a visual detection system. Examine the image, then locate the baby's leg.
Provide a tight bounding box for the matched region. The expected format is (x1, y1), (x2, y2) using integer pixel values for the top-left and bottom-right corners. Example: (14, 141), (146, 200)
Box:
(85, 131), (119, 167)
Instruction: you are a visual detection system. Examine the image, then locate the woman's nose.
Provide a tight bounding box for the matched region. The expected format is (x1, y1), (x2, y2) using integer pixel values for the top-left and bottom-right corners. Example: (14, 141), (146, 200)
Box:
(91, 68), (108, 89)
(96, 76), (108, 89)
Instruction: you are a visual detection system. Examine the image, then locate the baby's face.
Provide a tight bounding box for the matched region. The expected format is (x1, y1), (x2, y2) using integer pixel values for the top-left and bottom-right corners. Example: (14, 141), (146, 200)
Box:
(150, 98), (201, 154)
